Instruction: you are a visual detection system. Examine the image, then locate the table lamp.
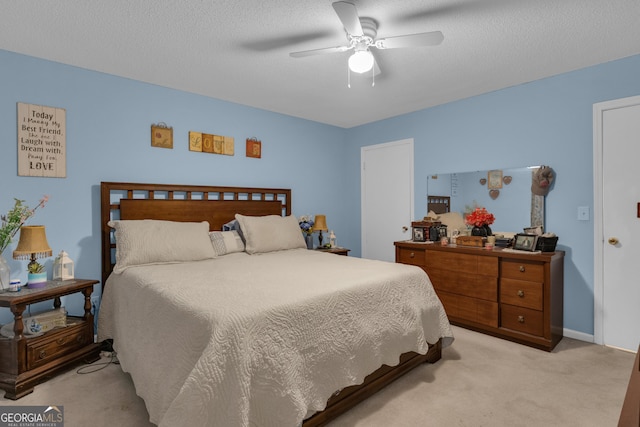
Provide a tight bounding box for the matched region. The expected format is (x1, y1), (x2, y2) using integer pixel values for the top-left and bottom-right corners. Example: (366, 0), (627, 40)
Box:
(13, 225), (52, 272)
(314, 214), (328, 247)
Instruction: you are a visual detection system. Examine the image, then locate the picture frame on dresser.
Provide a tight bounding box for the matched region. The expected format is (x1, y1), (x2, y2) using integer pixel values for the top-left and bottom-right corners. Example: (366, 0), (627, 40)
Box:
(514, 234), (538, 251)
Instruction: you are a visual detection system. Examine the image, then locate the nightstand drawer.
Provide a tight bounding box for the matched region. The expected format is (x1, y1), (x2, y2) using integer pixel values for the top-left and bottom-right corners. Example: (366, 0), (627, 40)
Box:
(500, 278), (543, 310)
(397, 247), (425, 266)
(26, 320), (91, 370)
(501, 304), (544, 336)
(501, 259), (544, 282)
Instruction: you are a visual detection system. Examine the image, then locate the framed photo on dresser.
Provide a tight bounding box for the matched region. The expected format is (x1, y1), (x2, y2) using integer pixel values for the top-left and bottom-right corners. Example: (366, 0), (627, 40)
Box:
(513, 234), (538, 251)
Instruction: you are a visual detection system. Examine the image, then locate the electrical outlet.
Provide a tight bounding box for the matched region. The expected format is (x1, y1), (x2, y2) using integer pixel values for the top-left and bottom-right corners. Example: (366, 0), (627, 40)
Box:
(577, 206), (590, 221)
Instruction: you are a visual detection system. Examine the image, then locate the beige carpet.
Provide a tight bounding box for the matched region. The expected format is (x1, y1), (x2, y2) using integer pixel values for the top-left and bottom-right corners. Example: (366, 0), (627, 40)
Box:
(0, 326), (634, 427)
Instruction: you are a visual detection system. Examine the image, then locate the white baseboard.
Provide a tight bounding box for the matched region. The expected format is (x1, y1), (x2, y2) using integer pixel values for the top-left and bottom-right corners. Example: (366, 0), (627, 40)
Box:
(563, 328), (594, 343)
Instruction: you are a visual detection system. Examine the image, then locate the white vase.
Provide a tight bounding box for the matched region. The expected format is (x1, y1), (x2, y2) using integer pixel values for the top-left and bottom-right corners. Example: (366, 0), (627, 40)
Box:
(0, 254), (10, 293)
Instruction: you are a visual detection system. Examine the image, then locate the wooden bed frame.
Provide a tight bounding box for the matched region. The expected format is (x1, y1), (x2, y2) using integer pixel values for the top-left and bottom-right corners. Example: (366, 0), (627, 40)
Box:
(100, 181), (442, 426)
(427, 195), (451, 214)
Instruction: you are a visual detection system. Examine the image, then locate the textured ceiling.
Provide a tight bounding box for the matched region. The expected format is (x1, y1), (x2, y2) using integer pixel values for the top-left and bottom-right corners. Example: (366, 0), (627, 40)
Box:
(2, 1), (640, 128)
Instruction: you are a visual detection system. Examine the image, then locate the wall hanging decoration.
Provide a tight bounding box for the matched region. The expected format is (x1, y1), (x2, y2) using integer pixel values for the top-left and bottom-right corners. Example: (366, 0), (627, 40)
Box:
(151, 122), (173, 149)
(503, 175), (512, 184)
(487, 170), (503, 189)
(189, 131), (202, 152)
(17, 102), (66, 178)
(189, 131), (234, 155)
(246, 137), (262, 158)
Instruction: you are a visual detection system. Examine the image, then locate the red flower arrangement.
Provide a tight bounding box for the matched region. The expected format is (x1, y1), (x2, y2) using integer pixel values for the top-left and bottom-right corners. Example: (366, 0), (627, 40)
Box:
(465, 207), (495, 227)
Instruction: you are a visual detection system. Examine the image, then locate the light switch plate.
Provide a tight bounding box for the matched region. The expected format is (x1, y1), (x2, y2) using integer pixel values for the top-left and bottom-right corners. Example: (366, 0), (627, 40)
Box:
(577, 206), (590, 221)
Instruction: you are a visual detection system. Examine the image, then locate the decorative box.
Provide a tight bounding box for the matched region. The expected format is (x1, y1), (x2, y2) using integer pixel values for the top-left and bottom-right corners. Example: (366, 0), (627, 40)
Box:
(411, 220), (441, 242)
(456, 236), (484, 247)
(535, 236), (558, 252)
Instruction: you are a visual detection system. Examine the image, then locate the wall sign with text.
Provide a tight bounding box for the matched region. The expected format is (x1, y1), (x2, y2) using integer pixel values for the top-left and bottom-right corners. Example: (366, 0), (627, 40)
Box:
(17, 102), (66, 178)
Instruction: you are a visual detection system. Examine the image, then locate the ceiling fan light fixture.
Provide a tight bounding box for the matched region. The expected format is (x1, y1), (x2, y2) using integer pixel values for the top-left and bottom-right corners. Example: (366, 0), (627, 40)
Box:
(348, 50), (374, 73)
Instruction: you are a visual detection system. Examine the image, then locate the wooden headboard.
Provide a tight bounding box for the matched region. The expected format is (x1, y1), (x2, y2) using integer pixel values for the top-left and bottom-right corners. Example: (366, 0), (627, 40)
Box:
(427, 195), (451, 214)
(100, 182), (291, 285)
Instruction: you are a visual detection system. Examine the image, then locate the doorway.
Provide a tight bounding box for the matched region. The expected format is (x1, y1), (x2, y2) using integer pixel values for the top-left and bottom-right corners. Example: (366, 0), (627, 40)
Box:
(593, 95), (640, 352)
(361, 139), (414, 261)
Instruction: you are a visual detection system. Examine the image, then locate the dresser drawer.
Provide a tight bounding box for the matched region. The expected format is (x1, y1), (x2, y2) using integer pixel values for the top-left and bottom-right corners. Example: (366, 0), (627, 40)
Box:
(438, 291), (498, 328)
(26, 321), (91, 370)
(501, 259), (544, 282)
(500, 304), (544, 336)
(397, 247), (425, 266)
(500, 278), (543, 310)
(429, 268), (498, 301)
(426, 251), (498, 276)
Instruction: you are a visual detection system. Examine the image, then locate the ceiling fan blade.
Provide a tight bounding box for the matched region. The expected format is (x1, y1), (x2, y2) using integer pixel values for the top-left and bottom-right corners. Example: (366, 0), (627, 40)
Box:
(332, 1), (363, 36)
(290, 45), (350, 58)
(375, 31), (444, 49)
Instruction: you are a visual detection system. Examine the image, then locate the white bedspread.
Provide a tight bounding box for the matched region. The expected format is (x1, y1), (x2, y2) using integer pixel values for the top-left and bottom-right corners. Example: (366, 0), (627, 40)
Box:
(98, 249), (453, 427)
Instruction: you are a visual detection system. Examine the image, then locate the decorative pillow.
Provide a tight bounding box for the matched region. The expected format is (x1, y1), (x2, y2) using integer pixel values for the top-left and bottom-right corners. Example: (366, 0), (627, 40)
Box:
(222, 219), (245, 242)
(234, 214), (306, 254)
(108, 220), (215, 273)
(209, 230), (245, 256)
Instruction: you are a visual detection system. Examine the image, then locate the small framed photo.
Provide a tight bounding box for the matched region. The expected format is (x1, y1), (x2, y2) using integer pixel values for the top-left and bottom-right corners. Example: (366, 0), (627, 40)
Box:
(412, 227), (427, 242)
(487, 170), (503, 189)
(513, 234), (538, 251)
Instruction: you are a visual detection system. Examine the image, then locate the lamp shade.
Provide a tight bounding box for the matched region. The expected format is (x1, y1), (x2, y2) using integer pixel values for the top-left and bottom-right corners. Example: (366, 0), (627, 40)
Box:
(12, 225), (52, 260)
(314, 215), (328, 232)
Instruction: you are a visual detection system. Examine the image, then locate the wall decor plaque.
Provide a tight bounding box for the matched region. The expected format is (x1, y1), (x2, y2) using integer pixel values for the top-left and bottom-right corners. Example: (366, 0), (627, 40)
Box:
(151, 123), (173, 149)
(17, 102), (66, 178)
(246, 137), (261, 158)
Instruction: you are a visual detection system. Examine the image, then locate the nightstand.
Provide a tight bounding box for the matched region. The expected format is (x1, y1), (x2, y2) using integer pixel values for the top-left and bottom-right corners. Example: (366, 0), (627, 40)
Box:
(315, 247), (350, 256)
(0, 279), (102, 399)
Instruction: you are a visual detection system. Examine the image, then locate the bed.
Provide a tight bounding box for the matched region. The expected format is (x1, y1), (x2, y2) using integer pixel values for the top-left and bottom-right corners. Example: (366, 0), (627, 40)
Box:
(427, 195), (451, 214)
(98, 182), (453, 427)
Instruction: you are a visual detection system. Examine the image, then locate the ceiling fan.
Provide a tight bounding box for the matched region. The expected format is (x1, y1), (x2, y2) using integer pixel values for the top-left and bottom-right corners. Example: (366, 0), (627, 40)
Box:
(290, 1), (444, 82)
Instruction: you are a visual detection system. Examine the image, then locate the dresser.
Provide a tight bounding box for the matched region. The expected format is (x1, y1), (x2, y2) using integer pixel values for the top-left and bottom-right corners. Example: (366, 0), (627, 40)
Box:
(395, 241), (564, 351)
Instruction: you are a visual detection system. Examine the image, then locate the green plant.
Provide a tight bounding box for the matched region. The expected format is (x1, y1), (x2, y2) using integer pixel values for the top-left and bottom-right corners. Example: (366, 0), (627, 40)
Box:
(28, 262), (45, 274)
(0, 196), (48, 254)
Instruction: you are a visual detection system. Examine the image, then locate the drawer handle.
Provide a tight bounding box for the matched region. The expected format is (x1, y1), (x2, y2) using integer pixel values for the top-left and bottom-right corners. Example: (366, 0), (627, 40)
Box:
(519, 265), (525, 272)
(57, 337), (66, 345)
(409, 252), (415, 258)
(517, 290), (525, 298)
(39, 350), (47, 359)
(518, 315), (525, 323)
(77, 335), (85, 344)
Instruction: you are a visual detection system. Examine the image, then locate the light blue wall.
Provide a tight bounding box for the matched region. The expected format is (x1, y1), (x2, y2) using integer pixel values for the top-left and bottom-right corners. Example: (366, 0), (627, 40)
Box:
(0, 50), (348, 323)
(3, 48), (640, 337)
(344, 54), (640, 336)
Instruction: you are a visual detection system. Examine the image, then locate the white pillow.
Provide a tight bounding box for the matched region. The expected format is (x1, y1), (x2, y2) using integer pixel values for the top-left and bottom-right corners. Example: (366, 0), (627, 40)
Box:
(209, 230), (245, 256)
(234, 214), (306, 254)
(108, 220), (215, 273)
(437, 212), (467, 234)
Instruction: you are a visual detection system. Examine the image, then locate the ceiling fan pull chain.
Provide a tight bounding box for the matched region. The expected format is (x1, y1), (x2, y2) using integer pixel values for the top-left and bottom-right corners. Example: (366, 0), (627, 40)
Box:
(347, 65), (351, 88)
(371, 66), (375, 87)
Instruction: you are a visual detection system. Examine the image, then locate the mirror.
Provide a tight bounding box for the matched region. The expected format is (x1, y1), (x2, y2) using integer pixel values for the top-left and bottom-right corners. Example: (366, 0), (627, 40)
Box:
(427, 166), (544, 234)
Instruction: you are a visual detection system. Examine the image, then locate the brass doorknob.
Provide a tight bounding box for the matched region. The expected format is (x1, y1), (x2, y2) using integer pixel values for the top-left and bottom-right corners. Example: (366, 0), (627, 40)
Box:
(608, 237), (619, 245)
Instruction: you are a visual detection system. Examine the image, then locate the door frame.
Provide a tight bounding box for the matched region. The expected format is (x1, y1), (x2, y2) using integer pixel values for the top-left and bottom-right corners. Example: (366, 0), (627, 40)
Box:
(592, 94), (640, 345)
(360, 139), (414, 260)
